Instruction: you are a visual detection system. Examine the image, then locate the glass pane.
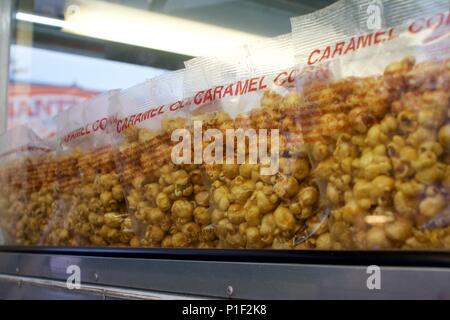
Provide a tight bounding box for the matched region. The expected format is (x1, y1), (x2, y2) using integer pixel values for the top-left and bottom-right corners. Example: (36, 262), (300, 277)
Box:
(2, 0), (448, 252)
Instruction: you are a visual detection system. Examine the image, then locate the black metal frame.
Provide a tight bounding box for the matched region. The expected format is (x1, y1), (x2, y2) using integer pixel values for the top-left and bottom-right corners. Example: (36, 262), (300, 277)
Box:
(1, 246), (449, 267)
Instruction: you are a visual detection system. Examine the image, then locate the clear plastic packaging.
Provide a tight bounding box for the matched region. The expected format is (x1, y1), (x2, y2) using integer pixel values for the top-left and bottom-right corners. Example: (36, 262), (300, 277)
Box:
(109, 70), (200, 248)
(0, 125), (55, 245)
(41, 90), (138, 246)
(183, 34), (326, 249)
(291, 0), (450, 249)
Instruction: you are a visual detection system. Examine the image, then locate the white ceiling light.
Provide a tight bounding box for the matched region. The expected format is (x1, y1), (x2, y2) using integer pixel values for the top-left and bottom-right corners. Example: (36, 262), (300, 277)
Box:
(18, 0), (267, 57)
(16, 12), (68, 29)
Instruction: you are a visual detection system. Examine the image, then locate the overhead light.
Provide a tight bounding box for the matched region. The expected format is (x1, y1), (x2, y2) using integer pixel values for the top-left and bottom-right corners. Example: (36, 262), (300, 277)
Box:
(16, 12), (67, 29)
(17, 0), (267, 57)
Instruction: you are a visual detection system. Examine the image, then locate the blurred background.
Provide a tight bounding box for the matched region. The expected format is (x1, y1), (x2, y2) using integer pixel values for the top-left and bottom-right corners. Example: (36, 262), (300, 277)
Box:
(3, 0), (336, 137)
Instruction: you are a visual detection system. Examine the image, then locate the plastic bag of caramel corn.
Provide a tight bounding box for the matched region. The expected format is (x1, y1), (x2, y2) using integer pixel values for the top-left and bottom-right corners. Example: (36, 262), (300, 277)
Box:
(0, 125), (55, 245)
(182, 34), (326, 249)
(108, 70), (201, 248)
(291, 0), (450, 249)
(40, 90), (139, 247)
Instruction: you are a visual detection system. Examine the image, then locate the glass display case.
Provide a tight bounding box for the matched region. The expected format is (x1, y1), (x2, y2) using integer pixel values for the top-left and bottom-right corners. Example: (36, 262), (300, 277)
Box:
(0, 0), (449, 300)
